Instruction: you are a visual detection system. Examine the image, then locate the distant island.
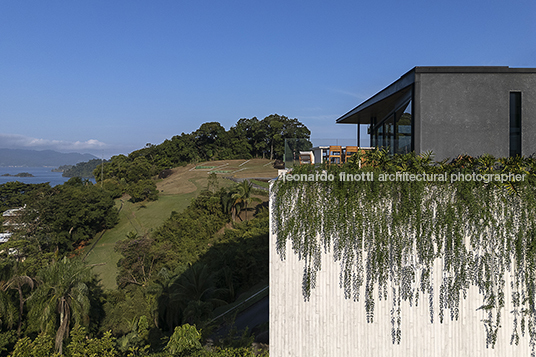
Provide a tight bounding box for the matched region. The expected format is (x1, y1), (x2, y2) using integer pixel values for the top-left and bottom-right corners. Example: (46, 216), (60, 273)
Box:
(51, 164), (73, 173)
(59, 159), (105, 178)
(1, 172), (34, 177)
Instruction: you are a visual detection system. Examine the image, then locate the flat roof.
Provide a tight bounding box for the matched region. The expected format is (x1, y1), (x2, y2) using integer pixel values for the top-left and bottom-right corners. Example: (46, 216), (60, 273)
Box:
(413, 66), (536, 73)
(336, 66), (536, 125)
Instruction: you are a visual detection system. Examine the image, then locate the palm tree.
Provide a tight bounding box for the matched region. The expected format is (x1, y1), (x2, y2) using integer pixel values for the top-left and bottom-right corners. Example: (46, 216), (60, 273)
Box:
(232, 180), (262, 221)
(0, 287), (17, 331)
(1, 275), (34, 336)
(28, 257), (93, 355)
(147, 267), (182, 331)
(221, 190), (236, 221)
(169, 264), (227, 327)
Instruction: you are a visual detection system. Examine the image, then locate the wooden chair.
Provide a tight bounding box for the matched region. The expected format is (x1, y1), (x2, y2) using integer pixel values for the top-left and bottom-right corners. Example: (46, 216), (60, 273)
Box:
(344, 146), (359, 163)
(328, 146), (342, 164)
(299, 151), (314, 164)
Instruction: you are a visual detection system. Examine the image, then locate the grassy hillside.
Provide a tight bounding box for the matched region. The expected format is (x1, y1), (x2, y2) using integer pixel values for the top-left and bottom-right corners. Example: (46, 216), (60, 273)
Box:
(83, 159), (277, 289)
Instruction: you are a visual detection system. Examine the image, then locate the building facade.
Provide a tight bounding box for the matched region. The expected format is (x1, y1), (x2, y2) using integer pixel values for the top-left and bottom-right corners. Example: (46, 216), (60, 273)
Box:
(269, 185), (534, 356)
(336, 66), (536, 160)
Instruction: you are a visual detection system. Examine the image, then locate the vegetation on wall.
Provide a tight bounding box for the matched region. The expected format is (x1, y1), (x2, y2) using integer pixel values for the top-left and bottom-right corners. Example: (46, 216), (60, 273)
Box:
(272, 149), (536, 352)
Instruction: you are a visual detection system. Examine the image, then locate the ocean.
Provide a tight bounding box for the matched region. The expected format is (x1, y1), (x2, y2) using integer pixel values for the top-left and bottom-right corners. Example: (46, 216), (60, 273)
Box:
(0, 167), (95, 187)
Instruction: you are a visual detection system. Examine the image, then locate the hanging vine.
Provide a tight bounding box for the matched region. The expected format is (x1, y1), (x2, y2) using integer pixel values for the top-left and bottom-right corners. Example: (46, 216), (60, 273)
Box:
(271, 150), (536, 353)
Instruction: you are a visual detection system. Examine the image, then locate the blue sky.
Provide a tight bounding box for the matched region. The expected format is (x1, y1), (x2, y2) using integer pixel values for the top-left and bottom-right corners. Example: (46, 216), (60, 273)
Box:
(1, 0), (535, 158)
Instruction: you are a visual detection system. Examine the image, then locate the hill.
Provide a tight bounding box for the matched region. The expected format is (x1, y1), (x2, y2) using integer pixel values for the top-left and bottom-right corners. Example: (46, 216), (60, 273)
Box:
(0, 148), (98, 167)
(82, 158), (278, 289)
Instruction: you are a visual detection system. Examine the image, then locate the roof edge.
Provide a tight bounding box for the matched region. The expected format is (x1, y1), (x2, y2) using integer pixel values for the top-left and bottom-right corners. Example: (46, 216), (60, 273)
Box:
(414, 66), (536, 73)
(336, 68), (416, 124)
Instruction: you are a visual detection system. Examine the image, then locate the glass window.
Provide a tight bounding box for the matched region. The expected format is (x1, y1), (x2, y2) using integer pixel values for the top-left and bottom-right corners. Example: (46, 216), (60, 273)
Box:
(510, 92), (522, 157)
(385, 114), (395, 154)
(368, 88), (413, 154)
(396, 101), (412, 154)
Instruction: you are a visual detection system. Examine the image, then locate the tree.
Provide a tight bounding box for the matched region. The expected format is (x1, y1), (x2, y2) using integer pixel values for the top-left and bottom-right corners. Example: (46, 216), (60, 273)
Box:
(165, 324), (202, 357)
(17, 182), (119, 254)
(28, 257), (94, 355)
(1, 275), (34, 336)
(194, 122), (229, 160)
(231, 180), (262, 221)
(147, 267), (182, 331)
(115, 233), (159, 287)
(127, 179), (159, 202)
(169, 264), (227, 327)
(67, 325), (118, 357)
(207, 172), (219, 193)
(11, 333), (57, 357)
(0, 287), (16, 332)
(259, 114), (311, 160)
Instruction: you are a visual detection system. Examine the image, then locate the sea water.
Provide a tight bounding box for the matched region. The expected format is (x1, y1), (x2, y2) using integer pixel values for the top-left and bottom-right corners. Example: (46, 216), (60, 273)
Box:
(0, 167), (95, 187)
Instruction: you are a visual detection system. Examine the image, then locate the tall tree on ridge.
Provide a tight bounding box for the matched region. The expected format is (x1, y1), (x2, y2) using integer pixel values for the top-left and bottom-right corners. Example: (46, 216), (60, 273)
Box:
(260, 114), (311, 160)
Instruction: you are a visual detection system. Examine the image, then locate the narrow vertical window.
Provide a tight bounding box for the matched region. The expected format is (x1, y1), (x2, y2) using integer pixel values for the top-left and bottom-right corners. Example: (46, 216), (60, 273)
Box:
(509, 92), (522, 157)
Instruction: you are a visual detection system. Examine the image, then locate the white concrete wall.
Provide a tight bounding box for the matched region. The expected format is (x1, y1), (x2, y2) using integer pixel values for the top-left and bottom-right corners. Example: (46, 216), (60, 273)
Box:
(270, 214), (532, 356)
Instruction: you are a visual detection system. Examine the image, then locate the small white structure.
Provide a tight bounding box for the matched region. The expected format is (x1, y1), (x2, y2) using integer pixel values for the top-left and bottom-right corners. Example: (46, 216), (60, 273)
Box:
(2, 205), (26, 217)
(0, 232), (11, 243)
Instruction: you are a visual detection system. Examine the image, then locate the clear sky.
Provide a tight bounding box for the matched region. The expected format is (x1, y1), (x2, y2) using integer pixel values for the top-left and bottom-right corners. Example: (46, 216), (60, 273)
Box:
(1, 0), (535, 158)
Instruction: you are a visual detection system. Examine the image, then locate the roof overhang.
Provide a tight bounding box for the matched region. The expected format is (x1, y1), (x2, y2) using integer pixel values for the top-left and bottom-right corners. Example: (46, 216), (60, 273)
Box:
(336, 68), (416, 125)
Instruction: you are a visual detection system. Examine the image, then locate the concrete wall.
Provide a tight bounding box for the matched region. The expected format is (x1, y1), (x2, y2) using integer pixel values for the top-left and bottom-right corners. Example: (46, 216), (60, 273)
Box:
(415, 71), (536, 161)
(269, 203), (532, 356)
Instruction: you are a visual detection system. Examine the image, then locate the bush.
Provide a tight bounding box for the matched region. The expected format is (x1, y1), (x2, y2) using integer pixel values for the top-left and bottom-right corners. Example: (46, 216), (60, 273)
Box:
(165, 324), (202, 356)
(128, 179), (159, 202)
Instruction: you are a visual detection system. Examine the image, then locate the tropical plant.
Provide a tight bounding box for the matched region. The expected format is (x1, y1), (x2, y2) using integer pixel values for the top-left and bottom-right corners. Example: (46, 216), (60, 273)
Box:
(147, 267), (183, 331)
(67, 325), (118, 357)
(27, 257), (94, 355)
(11, 333), (58, 357)
(170, 264), (227, 327)
(231, 181), (262, 221)
(0, 287), (16, 331)
(0, 275), (34, 335)
(165, 324), (202, 357)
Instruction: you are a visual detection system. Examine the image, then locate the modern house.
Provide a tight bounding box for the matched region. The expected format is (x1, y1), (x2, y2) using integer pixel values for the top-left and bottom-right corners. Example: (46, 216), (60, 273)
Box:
(269, 66), (536, 357)
(336, 66), (536, 160)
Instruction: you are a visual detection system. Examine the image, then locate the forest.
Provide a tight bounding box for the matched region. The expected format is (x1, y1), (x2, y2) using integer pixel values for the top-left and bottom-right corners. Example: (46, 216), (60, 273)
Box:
(0, 113), (309, 356)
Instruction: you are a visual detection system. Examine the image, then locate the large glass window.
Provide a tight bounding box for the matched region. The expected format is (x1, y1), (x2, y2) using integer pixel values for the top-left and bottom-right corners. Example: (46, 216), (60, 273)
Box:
(510, 92), (522, 157)
(368, 86), (413, 154)
(369, 100), (412, 155)
(396, 101), (412, 154)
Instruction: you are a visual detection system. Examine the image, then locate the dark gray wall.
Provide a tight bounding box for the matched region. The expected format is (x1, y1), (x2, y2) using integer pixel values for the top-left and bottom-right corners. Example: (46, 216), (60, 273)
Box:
(415, 72), (536, 161)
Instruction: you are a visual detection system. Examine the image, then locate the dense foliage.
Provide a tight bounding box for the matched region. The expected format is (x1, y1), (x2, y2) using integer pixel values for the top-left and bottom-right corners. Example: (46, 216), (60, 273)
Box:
(272, 149), (536, 351)
(1, 178), (119, 263)
(62, 159), (107, 178)
(94, 114), (310, 184)
(114, 187), (268, 331)
(0, 114), (287, 355)
(0, 178), (118, 276)
(0, 177), (268, 355)
(0, 182), (49, 215)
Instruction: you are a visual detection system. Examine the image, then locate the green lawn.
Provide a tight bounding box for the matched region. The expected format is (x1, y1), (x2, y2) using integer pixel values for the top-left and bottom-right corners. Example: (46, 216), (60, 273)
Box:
(82, 159), (276, 290)
(250, 179), (270, 189)
(84, 191), (198, 289)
